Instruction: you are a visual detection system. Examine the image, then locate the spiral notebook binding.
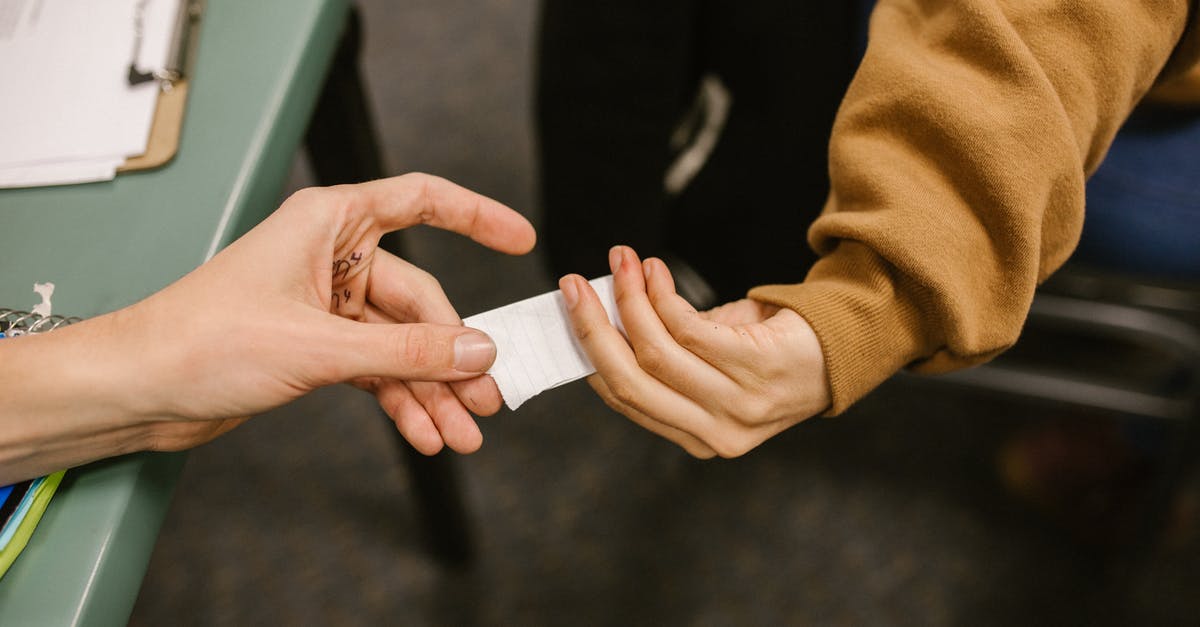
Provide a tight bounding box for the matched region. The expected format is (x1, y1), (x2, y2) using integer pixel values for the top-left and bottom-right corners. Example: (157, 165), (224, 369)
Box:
(0, 309), (82, 337)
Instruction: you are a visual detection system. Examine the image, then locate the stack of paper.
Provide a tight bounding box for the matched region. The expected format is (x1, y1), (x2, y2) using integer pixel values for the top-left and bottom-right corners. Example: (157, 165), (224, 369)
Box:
(0, 0), (182, 188)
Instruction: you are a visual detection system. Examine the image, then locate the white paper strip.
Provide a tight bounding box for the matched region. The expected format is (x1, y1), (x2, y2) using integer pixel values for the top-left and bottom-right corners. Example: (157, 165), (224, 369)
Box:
(463, 275), (624, 410)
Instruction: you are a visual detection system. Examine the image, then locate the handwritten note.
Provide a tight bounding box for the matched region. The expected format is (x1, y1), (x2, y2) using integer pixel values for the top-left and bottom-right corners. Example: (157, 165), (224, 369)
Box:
(463, 276), (624, 410)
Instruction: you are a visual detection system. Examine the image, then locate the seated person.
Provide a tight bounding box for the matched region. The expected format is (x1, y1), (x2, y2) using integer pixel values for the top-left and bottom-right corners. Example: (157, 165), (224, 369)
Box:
(544, 0), (1200, 457)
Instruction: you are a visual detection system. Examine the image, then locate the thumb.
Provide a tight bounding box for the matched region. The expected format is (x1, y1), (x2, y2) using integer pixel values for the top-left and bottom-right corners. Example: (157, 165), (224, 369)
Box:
(330, 319), (497, 381)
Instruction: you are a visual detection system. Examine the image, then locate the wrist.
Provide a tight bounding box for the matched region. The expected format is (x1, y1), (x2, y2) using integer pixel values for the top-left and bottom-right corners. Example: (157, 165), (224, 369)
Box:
(0, 311), (158, 482)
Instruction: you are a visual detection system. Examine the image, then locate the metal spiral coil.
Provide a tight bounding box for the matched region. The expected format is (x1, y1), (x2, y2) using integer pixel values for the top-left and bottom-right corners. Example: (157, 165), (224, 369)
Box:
(0, 308), (82, 336)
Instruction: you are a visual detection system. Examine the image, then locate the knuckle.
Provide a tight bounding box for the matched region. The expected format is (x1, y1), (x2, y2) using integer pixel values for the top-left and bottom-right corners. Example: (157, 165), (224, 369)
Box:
(421, 267), (441, 288)
(598, 392), (627, 416)
(285, 186), (326, 206)
(572, 319), (596, 344)
(614, 287), (635, 309)
(757, 358), (792, 384)
(403, 171), (434, 184)
(282, 187), (331, 220)
(605, 376), (638, 405)
(411, 265), (442, 293)
(706, 429), (757, 459)
(395, 327), (439, 370)
(735, 394), (776, 426)
(672, 323), (703, 349)
(381, 399), (408, 422)
(299, 186), (356, 223)
(742, 323), (774, 347)
(711, 442), (748, 459)
(413, 173), (439, 223)
(377, 387), (417, 422)
(400, 171), (436, 198)
(683, 443), (717, 460)
(392, 173), (436, 223)
(469, 195), (484, 232)
(592, 381), (635, 416)
(634, 343), (668, 373)
(587, 377), (624, 412)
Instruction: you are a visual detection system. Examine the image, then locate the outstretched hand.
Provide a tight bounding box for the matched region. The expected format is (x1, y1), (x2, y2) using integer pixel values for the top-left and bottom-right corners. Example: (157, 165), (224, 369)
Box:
(98, 174), (534, 455)
(1, 173), (535, 484)
(560, 246), (830, 458)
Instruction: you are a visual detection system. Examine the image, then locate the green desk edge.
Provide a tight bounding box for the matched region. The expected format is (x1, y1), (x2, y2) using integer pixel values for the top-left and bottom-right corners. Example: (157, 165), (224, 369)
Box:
(0, 0), (348, 623)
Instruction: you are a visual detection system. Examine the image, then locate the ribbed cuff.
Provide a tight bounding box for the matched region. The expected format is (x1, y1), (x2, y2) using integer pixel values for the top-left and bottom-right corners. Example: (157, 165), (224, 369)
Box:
(748, 242), (937, 415)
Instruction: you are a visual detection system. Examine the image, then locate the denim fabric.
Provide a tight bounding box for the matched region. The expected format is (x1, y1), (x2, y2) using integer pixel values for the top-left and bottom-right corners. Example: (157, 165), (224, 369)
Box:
(1075, 109), (1200, 280)
(856, 0), (874, 60)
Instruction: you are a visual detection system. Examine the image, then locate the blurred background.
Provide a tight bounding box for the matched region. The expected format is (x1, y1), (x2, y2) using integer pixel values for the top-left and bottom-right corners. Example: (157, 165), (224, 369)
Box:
(129, 0), (1200, 624)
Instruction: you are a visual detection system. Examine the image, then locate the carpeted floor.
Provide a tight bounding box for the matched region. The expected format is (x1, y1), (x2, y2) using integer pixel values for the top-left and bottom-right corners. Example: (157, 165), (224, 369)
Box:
(128, 1), (1200, 624)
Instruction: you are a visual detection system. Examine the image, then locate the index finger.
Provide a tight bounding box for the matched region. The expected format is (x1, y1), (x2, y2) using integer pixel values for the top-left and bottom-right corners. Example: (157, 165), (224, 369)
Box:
(356, 173), (536, 255)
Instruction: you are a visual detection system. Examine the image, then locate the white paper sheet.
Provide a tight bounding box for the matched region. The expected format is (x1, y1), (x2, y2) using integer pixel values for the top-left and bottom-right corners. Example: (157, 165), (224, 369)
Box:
(463, 275), (625, 410)
(0, 156), (122, 188)
(0, 0), (179, 186)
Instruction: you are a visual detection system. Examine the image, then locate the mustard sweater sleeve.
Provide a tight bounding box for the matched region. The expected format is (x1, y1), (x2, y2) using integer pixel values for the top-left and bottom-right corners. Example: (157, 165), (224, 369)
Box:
(748, 0), (1198, 414)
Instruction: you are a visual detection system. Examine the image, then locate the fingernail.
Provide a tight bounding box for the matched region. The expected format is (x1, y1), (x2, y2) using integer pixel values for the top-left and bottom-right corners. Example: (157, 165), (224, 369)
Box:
(454, 332), (496, 372)
(609, 246), (623, 274)
(560, 276), (579, 308)
(643, 259), (654, 281)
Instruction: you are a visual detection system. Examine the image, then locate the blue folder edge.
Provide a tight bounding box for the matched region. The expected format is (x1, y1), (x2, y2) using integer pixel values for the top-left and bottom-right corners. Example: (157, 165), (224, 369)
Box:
(0, 329), (68, 578)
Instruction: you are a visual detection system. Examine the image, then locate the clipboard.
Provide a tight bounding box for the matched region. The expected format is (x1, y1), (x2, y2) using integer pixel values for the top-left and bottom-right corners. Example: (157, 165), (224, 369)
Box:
(117, 0), (205, 173)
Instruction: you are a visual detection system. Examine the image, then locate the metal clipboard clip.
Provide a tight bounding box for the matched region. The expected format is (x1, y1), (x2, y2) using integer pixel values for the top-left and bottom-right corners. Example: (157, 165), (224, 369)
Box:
(127, 0), (200, 92)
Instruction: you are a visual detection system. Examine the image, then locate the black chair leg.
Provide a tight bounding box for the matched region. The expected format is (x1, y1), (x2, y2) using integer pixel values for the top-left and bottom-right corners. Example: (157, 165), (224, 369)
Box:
(305, 9), (385, 185)
(1135, 405), (1200, 554)
(304, 7), (475, 567)
(393, 431), (476, 567)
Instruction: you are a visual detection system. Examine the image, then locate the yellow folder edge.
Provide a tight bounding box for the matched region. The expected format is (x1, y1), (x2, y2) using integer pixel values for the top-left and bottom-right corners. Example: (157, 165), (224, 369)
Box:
(0, 470), (66, 579)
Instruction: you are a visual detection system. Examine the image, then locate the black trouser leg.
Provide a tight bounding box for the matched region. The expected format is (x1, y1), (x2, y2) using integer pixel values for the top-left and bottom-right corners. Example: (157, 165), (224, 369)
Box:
(667, 1), (857, 301)
(537, 1), (857, 302)
(537, 0), (700, 281)
(305, 10), (385, 186)
(392, 434), (475, 567)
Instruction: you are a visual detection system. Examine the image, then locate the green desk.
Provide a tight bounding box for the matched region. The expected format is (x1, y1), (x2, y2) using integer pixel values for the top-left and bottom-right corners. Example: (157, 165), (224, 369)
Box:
(0, 0), (349, 623)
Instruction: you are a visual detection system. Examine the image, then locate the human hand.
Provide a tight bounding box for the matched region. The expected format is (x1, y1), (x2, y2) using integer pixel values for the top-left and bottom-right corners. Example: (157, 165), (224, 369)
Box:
(104, 174), (535, 455)
(560, 246), (831, 458)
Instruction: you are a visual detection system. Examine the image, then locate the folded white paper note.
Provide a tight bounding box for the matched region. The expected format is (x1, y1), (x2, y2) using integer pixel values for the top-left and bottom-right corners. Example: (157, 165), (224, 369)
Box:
(463, 275), (625, 410)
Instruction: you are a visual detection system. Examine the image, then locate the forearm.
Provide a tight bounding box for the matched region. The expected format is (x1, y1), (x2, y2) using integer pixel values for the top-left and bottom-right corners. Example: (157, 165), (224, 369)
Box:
(751, 0), (1196, 412)
(0, 312), (153, 484)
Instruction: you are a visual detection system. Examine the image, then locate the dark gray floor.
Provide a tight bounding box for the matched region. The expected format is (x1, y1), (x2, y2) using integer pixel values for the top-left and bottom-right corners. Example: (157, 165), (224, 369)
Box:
(129, 1), (1200, 625)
